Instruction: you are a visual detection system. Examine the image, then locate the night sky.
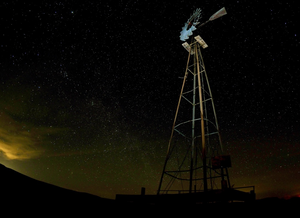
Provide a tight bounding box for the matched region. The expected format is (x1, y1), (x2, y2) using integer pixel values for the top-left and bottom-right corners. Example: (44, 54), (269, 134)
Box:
(1, 1), (300, 200)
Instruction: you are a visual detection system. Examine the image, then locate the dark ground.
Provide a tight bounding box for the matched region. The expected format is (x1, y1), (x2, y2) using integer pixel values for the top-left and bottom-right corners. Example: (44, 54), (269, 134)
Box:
(0, 164), (299, 216)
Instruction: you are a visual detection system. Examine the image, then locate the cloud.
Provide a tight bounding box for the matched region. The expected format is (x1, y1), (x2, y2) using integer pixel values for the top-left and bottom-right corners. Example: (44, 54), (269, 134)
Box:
(0, 112), (44, 160)
(0, 130), (42, 160)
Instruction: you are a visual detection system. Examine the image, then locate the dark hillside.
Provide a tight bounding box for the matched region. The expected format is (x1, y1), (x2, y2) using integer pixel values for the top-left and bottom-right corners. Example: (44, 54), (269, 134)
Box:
(1, 164), (300, 216)
(0, 164), (114, 215)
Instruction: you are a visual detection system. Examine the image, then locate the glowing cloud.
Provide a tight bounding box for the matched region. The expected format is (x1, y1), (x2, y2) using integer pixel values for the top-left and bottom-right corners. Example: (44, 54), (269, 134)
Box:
(0, 129), (43, 160)
(0, 112), (44, 160)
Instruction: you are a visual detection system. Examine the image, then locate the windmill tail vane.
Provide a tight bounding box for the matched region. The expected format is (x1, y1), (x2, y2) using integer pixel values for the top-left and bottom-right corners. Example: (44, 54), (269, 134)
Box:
(209, 7), (227, 21)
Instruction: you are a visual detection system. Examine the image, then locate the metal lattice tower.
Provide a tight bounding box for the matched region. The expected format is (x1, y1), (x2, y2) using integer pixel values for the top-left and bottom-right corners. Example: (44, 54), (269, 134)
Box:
(157, 36), (231, 195)
(116, 7), (254, 204)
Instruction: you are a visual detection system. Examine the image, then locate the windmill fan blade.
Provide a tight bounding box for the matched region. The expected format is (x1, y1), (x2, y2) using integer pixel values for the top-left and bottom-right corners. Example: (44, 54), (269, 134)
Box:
(209, 7), (227, 21)
(180, 24), (197, 41)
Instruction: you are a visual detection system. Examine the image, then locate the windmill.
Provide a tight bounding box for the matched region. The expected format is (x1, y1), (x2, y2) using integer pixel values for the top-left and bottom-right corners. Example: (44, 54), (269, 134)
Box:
(157, 7), (232, 196)
(116, 7), (255, 204)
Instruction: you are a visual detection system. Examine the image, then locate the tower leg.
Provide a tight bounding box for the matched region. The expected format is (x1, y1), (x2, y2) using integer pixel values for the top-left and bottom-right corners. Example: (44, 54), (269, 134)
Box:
(189, 47), (197, 194)
(157, 157), (168, 195)
(157, 44), (192, 195)
(225, 167), (231, 188)
(195, 44), (208, 193)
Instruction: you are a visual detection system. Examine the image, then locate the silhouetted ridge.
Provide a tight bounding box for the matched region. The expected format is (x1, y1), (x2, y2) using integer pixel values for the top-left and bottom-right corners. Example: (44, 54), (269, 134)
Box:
(0, 164), (114, 214)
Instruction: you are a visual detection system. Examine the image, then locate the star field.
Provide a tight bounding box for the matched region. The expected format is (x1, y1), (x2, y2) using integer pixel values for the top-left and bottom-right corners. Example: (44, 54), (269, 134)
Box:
(1, 1), (300, 199)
